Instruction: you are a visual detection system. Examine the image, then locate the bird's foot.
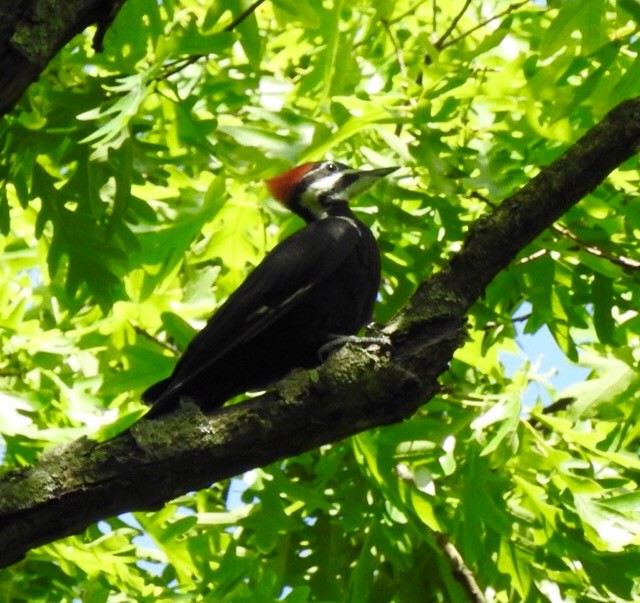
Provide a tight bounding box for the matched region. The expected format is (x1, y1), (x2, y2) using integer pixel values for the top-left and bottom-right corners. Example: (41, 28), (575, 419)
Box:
(318, 333), (392, 361)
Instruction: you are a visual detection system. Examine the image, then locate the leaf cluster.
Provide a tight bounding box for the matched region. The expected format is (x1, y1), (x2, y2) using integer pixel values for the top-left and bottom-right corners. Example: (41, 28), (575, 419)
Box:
(1, 0), (640, 601)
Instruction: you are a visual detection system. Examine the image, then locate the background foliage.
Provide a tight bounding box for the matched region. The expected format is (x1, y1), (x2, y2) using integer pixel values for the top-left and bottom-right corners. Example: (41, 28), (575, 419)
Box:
(1, 0), (640, 601)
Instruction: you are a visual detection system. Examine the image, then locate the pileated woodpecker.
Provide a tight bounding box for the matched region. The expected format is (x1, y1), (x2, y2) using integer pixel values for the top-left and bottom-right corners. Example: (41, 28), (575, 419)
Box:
(142, 161), (397, 418)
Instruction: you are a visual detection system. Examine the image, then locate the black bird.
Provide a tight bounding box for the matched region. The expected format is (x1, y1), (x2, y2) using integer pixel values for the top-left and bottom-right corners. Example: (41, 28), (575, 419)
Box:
(142, 161), (397, 418)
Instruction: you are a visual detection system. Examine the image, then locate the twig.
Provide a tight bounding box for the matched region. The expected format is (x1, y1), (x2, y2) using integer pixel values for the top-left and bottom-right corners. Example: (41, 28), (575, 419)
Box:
(389, 0), (430, 25)
(552, 223), (640, 271)
(155, 0), (268, 82)
(468, 187), (639, 272)
(528, 397), (577, 428)
(381, 19), (408, 78)
(439, 1), (529, 51)
(541, 396), (576, 416)
(470, 190), (639, 272)
(469, 190), (498, 207)
(436, 533), (486, 603)
(481, 312), (531, 331)
(516, 248), (547, 264)
(132, 325), (178, 354)
(434, 0), (473, 50)
(158, 55), (204, 81)
(381, 17), (414, 136)
(223, 0), (267, 31)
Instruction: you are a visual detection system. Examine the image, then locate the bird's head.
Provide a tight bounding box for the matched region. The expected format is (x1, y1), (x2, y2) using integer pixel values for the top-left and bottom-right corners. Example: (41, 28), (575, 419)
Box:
(266, 161), (398, 222)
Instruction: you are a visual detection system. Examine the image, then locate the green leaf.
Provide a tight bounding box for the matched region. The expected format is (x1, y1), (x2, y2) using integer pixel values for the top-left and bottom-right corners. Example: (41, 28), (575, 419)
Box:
(409, 490), (442, 532)
(161, 312), (198, 350)
(233, 0), (262, 68)
(541, 0), (605, 57)
(497, 540), (532, 599)
(272, 0), (320, 27)
(0, 186), (9, 235)
(78, 66), (159, 156)
(592, 273), (617, 345)
(560, 353), (638, 419)
(4, 1), (640, 600)
(575, 493), (640, 551)
(619, 0), (640, 23)
(174, 25), (235, 56)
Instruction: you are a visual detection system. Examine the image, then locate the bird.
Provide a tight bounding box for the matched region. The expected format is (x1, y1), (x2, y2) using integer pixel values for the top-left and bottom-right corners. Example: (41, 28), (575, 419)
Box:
(142, 160), (398, 418)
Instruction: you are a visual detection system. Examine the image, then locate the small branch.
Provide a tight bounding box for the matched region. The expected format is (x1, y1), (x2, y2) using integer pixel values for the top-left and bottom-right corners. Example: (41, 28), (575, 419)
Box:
(528, 397), (577, 428)
(132, 325), (178, 353)
(223, 0), (267, 32)
(552, 223), (640, 271)
(381, 19), (408, 78)
(541, 396), (576, 416)
(380, 18), (415, 136)
(389, 0), (430, 25)
(436, 533), (486, 603)
(516, 248), (547, 265)
(157, 55), (205, 81)
(468, 189), (639, 272)
(155, 0), (267, 82)
(439, 1), (529, 51)
(481, 312), (531, 331)
(434, 0), (473, 50)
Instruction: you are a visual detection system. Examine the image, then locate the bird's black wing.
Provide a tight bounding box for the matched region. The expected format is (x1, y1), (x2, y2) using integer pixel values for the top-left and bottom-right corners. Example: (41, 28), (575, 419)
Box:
(146, 216), (363, 409)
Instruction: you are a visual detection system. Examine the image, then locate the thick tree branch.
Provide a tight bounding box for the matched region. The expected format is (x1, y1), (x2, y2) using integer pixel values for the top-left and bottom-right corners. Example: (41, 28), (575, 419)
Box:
(1, 97), (640, 568)
(0, 0), (127, 117)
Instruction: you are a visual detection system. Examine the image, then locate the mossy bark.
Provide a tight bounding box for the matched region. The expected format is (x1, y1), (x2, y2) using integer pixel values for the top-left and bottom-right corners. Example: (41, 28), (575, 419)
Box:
(0, 0), (126, 115)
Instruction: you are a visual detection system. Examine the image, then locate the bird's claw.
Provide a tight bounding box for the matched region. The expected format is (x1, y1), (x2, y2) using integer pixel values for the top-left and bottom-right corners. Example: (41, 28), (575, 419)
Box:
(317, 333), (392, 361)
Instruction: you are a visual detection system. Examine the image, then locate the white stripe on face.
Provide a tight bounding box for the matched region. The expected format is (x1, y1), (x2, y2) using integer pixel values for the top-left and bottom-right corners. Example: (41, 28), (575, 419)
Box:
(305, 172), (344, 197)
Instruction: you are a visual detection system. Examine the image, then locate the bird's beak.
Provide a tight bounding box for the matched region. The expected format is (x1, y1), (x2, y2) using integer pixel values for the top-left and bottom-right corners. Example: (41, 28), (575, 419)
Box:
(342, 166), (399, 201)
(364, 166), (400, 177)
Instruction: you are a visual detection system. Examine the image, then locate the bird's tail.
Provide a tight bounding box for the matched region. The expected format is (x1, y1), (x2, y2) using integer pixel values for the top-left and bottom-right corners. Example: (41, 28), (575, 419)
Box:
(141, 377), (173, 404)
(141, 384), (183, 420)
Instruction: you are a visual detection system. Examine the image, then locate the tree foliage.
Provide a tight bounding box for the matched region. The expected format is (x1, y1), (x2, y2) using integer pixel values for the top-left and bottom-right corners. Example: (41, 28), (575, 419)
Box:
(1, 0), (640, 601)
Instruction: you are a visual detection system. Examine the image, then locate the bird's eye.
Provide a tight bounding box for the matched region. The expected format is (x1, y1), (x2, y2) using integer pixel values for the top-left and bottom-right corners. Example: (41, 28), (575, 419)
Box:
(326, 162), (337, 172)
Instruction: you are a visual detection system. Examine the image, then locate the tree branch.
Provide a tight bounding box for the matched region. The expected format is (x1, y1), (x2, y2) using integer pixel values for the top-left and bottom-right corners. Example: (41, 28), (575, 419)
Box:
(436, 534), (486, 603)
(438, 1), (529, 52)
(0, 0), (127, 117)
(2, 96), (640, 567)
(434, 0), (473, 50)
(552, 222), (640, 271)
(154, 0), (268, 82)
(224, 0), (268, 32)
(0, 0), (268, 118)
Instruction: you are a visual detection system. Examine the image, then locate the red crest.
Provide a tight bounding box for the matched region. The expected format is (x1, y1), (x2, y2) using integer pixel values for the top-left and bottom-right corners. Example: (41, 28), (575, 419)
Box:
(265, 163), (316, 207)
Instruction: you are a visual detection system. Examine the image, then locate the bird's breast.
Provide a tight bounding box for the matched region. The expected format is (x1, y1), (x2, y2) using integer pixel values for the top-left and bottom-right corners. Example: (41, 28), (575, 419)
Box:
(304, 225), (380, 336)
